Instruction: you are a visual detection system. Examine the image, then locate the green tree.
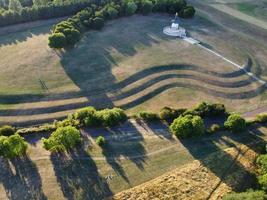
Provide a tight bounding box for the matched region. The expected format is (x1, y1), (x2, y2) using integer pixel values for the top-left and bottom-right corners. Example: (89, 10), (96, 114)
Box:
(140, 0), (153, 15)
(42, 126), (81, 152)
(96, 136), (105, 147)
(125, 1), (137, 16)
(48, 32), (67, 49)
(179, 5), (195, 18)
(8, 0), (22, 12)
(170, 114), (205, 138)
(224, 114), (246, 132)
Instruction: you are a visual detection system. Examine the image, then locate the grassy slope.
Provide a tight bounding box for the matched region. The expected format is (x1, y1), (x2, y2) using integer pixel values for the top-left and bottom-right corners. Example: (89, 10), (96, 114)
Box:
(0, 13), (266, 125)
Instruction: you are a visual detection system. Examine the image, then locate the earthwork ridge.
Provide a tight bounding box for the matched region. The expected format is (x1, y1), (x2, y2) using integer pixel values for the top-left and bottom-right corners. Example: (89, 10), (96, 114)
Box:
(0, 59), (266, 126)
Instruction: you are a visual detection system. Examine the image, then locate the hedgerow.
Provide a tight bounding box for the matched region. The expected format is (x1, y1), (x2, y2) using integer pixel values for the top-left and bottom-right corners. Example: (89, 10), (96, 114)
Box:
(138, 111), (158, 121)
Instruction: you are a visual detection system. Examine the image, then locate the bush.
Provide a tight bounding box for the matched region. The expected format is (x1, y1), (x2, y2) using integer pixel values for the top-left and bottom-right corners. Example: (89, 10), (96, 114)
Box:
(48, 32), (67, 49)
(257, 154), (267, 174)
(208, 124), (220, 134)
(96, 136), (105, 147)
(179, 5), (195, 18)
(138, 111), (158, 121)
(159, 107), (186, 120)
(74, 106), (97, 121)
(105, 4), (119, 19)
(0, 125), (15, 136)
(125, 1), (137, 16)
(54, 117), (80, 128)
(140, 0), (153, 15)
(258, 174), (267, 191)
(170, 114), (205, 138)
(97, 108), (127, 127)
(222, 190), (266, 200)
(224, 114), (246, 133)
(193, 102), (226, 117)
(256, 114), (267, 123)
(0, 134), (28, 158)
(92, 17), (105, 29)
(42, 126), (81, 152)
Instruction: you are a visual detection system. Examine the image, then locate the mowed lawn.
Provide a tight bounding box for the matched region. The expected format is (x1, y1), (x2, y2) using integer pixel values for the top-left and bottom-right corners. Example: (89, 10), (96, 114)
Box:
(0, 14), (266, 125)
(0, 123), (266, 199)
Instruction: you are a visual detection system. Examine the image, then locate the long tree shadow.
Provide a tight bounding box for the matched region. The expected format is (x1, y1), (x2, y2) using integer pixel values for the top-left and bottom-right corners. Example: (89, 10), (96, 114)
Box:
(178, 121), (266, 196)
(50, 148), (112, 200)
(0, 156), (47, 200)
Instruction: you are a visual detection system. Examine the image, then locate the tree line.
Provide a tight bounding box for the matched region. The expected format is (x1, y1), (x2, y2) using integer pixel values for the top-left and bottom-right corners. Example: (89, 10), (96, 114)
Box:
(48, 0), (195, 49)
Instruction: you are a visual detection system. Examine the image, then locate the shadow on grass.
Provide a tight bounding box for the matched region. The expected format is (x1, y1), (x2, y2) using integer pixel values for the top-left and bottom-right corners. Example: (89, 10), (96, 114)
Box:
(50, 148), (112, 200)
(179, 125), (266, 196)
(0, 156), (47, 200)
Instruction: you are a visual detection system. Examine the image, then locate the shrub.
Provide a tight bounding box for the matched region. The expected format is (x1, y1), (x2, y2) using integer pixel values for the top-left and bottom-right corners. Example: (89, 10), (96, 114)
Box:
(42, 126), (81, 152)
(74, 106), (97, 121)
(258, 174), (267, 191)
(256, 114), (267, 123)
(140, 0), (153, 15)
(54, 117), (80, 128)
(138, 111), (158, 121)
(0, 125), (15, 136)
(48, 32), (67, 49)
(92, 17), (105, 29)
(105, 4), (119, 19)
(222, 190), (266, 200)
(179, 5), (195, 18)
(125, 1), (137, 16)
(96, 136), (105, 146)
(166, 0), (187, 14)
(0, 134), (28, 158)
(159, 107), (186, 120)
(257, 154), (267, 174)
(224, 114), (246, 133)
(63, 28), (81, 45)
(97, 108), (127, 127)
(170, 114), (205, 138)
(208, 124), (220, 134)
(193, 102), (226, 117)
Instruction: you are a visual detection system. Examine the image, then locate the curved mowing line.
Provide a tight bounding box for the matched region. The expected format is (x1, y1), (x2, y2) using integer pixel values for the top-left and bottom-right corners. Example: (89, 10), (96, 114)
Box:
(120, 82), (266, 109)
(112, 73), (256, 101)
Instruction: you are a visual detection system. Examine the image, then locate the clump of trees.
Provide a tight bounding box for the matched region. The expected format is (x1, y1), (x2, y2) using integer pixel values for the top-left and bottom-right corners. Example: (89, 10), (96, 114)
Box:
(48, 0), (196, 49)
(224, 114), (246, 133)
(170, 114), (205, 138)
(159, 106), (186, 121)
(0, 134), (28, 158)
(184, 102), (226, 117)
(42, 126), (81, 152)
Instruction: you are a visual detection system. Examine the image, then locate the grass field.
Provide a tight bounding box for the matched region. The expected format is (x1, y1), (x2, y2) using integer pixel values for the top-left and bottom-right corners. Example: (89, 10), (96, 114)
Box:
(0, 121), (266, 199)
(0, 12), (266, 125)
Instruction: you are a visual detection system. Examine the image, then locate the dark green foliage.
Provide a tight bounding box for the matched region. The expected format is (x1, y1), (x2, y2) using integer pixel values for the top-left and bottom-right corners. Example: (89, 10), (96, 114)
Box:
(0, 0), (93, 27)
(140, 0), (153, 15)
(222, 190), (266, 200)
(192, 102), (226, 117)
(170, 114), (205, 138)
(166, 0), (186, 14)
(92, 17), (104, 29)
(159, 106), (186, 120)
(179, 5), (195, 18)
(125, 1), (137, 16)
(256, 114), (267, 123)
(0, 134), (28, 158)
(103, 3), (119, 19)
(0, 125), (15, 136)
(42, 126), (81, 152)
(138, 111), (158, 121)
(224, 114), (246, 133)
(96, 136), (105, 147)
(48, 32), (67, 49)
(62, 28), (81, 45)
